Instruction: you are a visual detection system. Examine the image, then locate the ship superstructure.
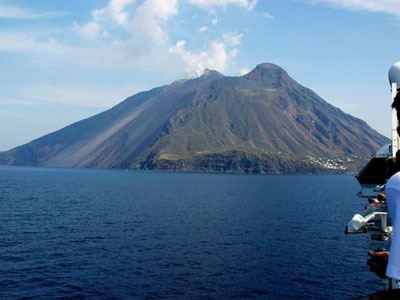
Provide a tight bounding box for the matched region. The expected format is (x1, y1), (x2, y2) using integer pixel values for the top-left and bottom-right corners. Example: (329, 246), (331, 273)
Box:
(346, 62), (400, 290)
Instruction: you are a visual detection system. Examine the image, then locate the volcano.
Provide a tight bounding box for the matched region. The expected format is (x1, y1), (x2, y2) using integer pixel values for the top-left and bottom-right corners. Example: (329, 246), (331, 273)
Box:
(0, 63), (389, 173)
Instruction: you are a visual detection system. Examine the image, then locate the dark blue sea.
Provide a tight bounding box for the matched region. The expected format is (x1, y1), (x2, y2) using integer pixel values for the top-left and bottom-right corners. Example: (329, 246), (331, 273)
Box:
(0, 166), (386, 299)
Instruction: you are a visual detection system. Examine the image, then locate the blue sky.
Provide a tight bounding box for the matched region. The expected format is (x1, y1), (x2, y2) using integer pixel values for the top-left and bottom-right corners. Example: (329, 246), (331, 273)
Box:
(0, 0), (399, 151)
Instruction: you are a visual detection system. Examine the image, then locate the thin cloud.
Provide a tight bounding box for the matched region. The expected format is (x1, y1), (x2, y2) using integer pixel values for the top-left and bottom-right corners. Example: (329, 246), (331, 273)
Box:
(223, 31), (243, 47)
(198, 26), (209, 32)
(187, 0), (257, 10)
(0, 3), (65, 19)
(262, 11), (274, 19)
(308, 0), (400, 17)
(0, 108), (23, 118)
(0, 32), (131, 69)
(2, 84), (145, 108)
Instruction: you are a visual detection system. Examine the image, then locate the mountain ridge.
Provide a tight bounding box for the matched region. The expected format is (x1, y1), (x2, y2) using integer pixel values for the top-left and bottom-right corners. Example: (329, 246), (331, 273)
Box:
(0, 63), (389, 173)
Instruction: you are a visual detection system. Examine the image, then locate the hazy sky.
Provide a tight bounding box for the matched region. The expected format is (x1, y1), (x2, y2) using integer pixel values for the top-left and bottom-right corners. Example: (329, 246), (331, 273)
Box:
(0, 0), (399, 151)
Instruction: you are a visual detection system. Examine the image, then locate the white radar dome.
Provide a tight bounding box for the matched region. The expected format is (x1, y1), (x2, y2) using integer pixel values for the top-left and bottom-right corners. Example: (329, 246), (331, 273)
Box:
(389, 61), (400, 86)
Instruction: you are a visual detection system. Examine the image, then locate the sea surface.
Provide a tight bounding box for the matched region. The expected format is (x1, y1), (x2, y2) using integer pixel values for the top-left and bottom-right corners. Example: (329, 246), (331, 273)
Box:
(0, 166), (386, 299)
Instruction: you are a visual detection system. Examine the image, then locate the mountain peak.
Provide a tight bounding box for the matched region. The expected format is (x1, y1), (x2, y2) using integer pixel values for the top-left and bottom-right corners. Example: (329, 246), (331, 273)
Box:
(243, 63), (290, 86)
(200, 69), (225, 80)
(255, 63), (285, 71)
